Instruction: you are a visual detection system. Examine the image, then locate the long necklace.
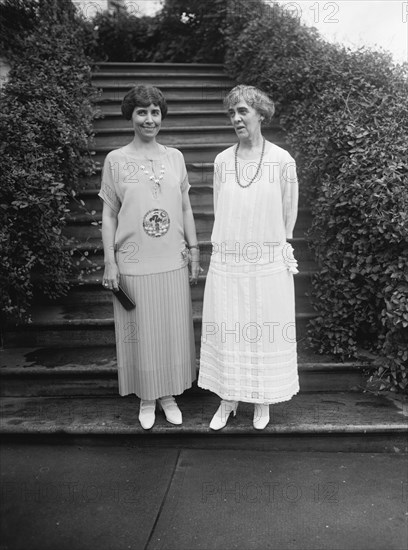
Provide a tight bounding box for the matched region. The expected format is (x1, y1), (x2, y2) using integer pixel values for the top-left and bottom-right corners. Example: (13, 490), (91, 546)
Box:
(140, 160), (165, 199)
(235, 137), (266, 188)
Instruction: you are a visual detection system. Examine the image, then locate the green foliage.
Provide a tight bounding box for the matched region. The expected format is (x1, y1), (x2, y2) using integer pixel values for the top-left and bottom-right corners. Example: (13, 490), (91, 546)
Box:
(224, 0), (408, 392)
(0, 0), (97, 324)
(151, 0), (226, 62)
(91, 9), (156, 61)
(89, 0), (226, 62)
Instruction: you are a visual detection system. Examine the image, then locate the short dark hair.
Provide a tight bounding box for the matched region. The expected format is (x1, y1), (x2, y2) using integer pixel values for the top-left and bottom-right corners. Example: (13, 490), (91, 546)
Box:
(121, 85), (168, 120)
(224, 85), (275, 125)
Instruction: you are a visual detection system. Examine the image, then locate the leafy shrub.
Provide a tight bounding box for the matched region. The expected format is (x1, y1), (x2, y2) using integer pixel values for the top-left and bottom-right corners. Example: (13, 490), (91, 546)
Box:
(91, 9), (156, 61)
(224, 0), (408, 392)
(89, 0), (226, 63)
(151, 0), (226, 63)
(0, 0), (97, 324)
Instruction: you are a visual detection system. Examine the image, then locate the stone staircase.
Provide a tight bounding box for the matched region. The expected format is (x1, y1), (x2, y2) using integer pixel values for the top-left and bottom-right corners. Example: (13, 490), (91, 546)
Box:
(1, 63), (406, 451)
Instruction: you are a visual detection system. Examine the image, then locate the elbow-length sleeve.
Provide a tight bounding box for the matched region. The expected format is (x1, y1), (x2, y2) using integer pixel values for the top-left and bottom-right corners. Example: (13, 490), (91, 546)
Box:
(280, 154), (299, 239)
(98, 154), (121, 214)
(180, 153), (191, 195)
(213, 156), (221, 215)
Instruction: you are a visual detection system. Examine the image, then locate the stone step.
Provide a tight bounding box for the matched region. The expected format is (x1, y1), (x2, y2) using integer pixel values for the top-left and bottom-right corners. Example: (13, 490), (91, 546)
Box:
(1, 302), (315, 348)
(92, 140), (294, 165)
(64, 214), (308, 243)
(92, 72), (234, 88)
(68, 188), (313, 232)
(66, 239), (317, 277)
(71, 184), (216, 211)
(0, 346), (374, 397)
(49, 270), (316, 316)
(98, 84), (234, 103)
(79, 162), (216, 189)
(96, 97), (228, 114)
(94, 110), (240, 129)
(1, 391), (406, 453)
(32, 281), (315, 319)
(41, 282), (314, 315)
(92, 143), (242, 165)
(80, 157), (305, 190)
(93, 62), (226, 74)
(92, 126), (282, 148)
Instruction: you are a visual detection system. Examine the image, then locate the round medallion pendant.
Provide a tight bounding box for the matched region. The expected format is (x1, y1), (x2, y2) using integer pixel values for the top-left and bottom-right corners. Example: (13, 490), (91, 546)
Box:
(143, 209), (170, 238)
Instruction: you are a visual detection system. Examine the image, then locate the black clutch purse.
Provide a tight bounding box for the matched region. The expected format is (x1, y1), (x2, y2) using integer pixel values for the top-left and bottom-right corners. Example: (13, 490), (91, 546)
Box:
(112, 285), (136, 310)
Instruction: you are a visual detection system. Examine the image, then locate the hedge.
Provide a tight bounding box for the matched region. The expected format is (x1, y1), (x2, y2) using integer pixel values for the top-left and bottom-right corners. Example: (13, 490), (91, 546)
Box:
(0, 0), (97, 323)
(224, 0), (408, 392)
(90, 0), (226, 63)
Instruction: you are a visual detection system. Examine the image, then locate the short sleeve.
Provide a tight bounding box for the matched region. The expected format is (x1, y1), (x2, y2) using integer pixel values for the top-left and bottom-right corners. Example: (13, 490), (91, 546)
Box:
(280, 154), (299, 239)
(98, 154), (121, 213)
(213, 155), (221, 215)
(179, 152), (190, 194)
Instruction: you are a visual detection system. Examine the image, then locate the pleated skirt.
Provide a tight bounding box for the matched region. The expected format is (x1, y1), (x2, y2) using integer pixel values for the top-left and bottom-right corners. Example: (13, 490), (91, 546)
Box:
(198, 261), (299, 404)
(113, 266), (196, 399)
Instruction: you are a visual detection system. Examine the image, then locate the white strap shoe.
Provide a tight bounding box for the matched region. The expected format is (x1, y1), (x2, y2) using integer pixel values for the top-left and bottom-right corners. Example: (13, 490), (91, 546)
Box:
(158, 396), (182, 425)
(253, 403), (270, 430)
(209, 400), (238, 430)
(138, 399), (156, 430)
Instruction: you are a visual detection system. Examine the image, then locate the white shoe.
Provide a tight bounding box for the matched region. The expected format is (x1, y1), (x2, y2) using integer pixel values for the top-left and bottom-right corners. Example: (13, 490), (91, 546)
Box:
(253, 404), (270, 430)
(209, 400), (238, 430)
(158, 396), (182, 425)
(138, 399), (156, 430)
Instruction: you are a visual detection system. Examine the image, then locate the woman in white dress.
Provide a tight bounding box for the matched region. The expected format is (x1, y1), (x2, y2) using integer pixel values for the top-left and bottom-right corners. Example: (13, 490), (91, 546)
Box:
(198, 85), (299, 430)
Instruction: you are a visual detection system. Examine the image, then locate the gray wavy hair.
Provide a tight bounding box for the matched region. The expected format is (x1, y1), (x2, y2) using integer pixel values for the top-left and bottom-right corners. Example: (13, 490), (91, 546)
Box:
(223, 85), (275, 125)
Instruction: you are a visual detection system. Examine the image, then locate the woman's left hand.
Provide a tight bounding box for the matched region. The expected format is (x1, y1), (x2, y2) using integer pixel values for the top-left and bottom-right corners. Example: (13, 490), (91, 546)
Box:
(189, 248), (201, 285)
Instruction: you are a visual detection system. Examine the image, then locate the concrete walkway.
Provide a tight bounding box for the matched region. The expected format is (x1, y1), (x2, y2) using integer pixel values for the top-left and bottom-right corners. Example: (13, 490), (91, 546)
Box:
(1, 444), (407, 550)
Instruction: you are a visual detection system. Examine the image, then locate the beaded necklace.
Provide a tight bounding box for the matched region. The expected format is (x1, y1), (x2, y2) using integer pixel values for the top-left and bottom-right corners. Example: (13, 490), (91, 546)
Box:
(140, 161), (165, 199)
(234, 137), (266, 188)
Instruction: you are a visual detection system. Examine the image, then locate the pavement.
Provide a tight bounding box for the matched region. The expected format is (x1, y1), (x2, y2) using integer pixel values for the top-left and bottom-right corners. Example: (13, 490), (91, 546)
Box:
(1, 443), (407, 550)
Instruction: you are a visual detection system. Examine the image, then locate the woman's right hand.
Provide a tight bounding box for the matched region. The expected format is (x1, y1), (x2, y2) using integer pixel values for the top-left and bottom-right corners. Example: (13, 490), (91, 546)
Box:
(102, 261), (120, 291)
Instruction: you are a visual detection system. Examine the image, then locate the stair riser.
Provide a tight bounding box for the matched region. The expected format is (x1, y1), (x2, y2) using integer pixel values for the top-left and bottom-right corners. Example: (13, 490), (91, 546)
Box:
(96, 99), (233, 113)
(93, 113), (282, 129)
(93, 148), (227, 165)
(68, 193), (313, 232)
(92, 127), (280, 147)
(2, 315), (312, 348)
(70, 187), (215, 212)
(3, 431), (404, 453)
(2, 431), (404, 453)
(66, 244), (317, 275)
(64, 220), (215, 242)
(79, 168), (215, 189)
(94, 144), (302, 165)
(65, 215), (309, 242)
(50, 274), (315, 310)
(94, 114), (232, 129)
(69, 256), (317, 278)
(0, 369), (367, 398)
(92, 76), (234, 87)
(99, 87), (237, 102)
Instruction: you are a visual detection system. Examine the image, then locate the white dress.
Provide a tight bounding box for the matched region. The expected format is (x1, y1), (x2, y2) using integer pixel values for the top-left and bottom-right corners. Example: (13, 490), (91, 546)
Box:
(198, 141), (300, 404)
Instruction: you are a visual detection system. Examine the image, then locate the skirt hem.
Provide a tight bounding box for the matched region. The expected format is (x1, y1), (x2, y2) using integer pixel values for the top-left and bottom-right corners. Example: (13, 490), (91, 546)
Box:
(119, 379), (195, 400)
(196, 382), (300, 405)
